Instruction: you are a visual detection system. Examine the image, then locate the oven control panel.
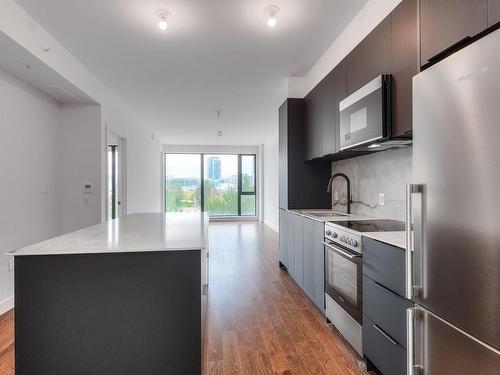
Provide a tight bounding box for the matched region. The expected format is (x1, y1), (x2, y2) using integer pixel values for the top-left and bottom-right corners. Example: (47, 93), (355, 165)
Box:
(325, 223), (362, 254)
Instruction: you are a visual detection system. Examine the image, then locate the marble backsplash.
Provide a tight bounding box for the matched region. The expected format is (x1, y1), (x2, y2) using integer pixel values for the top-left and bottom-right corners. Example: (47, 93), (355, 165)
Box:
(331, 147), (412, 221)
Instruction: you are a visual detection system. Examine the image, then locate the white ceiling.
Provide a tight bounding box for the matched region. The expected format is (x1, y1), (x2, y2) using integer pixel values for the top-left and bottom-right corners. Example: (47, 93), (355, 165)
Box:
(15, 0), (367, 145)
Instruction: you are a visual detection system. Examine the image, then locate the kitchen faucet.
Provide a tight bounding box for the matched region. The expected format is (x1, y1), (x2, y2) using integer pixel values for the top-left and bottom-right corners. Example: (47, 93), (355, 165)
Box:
(327, 173), (352, 214)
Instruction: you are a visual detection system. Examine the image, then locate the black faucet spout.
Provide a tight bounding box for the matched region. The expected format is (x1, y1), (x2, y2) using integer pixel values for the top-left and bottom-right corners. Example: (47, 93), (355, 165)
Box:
(327, 173), (352, 214)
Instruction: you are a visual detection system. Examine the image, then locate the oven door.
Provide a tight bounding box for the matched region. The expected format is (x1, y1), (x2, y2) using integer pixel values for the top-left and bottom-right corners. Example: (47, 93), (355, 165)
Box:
(339, 74), (391, 150)
(324, 239), (363, 324)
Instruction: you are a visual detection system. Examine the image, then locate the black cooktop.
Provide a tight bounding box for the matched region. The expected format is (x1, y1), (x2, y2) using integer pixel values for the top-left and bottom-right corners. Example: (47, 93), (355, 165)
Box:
(332, 220), (405, 233)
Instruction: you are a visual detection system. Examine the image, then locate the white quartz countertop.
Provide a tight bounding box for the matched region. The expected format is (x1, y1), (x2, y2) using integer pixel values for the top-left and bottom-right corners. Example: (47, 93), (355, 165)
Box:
(361, 231), (406, 249)
(8, 212), (209, 256)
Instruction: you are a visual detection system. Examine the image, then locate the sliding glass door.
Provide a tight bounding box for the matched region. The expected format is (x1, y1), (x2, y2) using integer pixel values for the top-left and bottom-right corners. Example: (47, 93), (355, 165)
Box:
(165, 154), (202, 212)
(165, 153), (256, 217)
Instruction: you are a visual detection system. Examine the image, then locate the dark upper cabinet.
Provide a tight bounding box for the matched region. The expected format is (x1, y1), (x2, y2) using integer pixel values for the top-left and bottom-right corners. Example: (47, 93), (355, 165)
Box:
(346, 17), (392, 96)
(305, 86), (322, 160)
(279, 99), (331, 210)
(321, 62), (347, 155)
(489, 0), (500, 25)
(420, 0), (488, 65)
(391, 0), (419, 137)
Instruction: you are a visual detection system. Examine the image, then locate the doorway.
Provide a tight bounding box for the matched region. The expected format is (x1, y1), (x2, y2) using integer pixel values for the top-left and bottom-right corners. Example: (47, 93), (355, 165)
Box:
(107, 134), (126, 220)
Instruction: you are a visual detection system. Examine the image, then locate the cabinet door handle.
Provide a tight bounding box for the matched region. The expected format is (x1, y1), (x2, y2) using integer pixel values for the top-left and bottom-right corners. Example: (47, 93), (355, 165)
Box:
(373, 324), (397, 345)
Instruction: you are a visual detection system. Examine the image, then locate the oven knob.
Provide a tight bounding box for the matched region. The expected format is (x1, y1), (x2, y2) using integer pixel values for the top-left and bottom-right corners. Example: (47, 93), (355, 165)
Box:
(341, 236), (346, 243)
(326, 230), (332, 236)
(348, 238), (353, 246)
(333, 233), (338, 239)
(352, 240), (359, 247)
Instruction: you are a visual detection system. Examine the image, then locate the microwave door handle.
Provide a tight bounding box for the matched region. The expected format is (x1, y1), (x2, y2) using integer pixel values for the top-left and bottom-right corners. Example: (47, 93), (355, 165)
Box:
(322, 242), (360, 260)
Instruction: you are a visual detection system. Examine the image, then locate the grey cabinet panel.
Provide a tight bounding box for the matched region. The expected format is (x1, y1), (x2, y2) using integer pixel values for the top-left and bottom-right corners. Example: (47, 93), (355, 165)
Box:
(278, 99), (331, 209)
(363, 237), (406, 296)
(321, 62), (347, 156)
(420, 0), (488, 64)
(287, 212), (295, 279)
(363, 315), (407, 375)
(302, 219), (316, 300)
(278, 209), (288, 269)
(489, 0), (500, 25)
(391, 0), (419, 137)
(363, 276), (412, 347)
(346, 17), (391, 95)
(278, 103), (288, 209)
(305, 86), (322, 160)
(293, 214), (304, 286)
(313, 221), (325, 312)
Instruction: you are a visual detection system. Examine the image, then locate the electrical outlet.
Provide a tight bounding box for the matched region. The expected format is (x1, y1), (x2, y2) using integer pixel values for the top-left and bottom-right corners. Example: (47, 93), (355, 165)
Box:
(379, 193), (385, 206)
(334, 191), (339, 201)
(8, 258), (14, 272)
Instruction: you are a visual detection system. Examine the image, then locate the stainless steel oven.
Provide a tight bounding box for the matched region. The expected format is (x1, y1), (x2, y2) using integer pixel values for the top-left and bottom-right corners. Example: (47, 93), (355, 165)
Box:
(323, 237), (362, 324)
(323, 222), (363, 356)
(339, 74), (392, 151)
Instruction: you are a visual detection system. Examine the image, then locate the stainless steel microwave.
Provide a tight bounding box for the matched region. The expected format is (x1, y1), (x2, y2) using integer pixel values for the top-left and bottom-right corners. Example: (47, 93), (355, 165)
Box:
(339, 74), (392, 151)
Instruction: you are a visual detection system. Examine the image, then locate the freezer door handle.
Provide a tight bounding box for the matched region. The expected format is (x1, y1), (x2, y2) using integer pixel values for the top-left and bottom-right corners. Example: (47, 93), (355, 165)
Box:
(407, 307), (424, 375)
(405, 184), (423, 299)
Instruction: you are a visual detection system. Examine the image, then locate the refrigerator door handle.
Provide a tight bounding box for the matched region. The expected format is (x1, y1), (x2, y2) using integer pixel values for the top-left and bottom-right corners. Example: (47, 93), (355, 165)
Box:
(405, 184), (423, 300)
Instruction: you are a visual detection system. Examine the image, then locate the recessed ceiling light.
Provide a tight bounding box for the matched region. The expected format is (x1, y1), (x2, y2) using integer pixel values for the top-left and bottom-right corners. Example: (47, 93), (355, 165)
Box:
(265, 6), (279, 28)
(156, 9), (170, 31)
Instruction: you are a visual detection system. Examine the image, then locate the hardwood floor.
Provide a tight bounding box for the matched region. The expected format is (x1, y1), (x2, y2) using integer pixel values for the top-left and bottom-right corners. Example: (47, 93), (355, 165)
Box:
(203, 222), (369, 375)
(0, 310), (14, 375)
(0, 221), (370, 375)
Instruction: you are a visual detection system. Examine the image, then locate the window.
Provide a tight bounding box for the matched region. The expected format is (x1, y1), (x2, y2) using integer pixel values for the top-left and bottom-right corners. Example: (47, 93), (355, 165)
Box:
(164, 153), (257, 217)
(165, 154), (202, 212)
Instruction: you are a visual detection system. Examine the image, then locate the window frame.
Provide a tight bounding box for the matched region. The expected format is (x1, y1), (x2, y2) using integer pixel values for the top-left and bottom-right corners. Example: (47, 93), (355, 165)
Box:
(164, 152), (258, 218)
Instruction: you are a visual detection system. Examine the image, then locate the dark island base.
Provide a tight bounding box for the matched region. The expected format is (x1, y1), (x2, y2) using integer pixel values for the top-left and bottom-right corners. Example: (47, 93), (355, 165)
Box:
(15, 251), (202, 375)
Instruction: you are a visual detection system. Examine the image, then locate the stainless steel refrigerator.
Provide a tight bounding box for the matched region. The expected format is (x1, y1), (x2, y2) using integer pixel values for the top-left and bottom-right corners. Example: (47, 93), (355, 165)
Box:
(408, 28), (500, 374)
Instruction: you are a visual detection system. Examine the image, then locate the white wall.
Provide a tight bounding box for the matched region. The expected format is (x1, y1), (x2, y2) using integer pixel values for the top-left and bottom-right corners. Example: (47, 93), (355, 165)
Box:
(59, 104), (102, 233)
(0, 0), (162, 219)
(262, 133), (279, 232)
(0, 69), (62, 312)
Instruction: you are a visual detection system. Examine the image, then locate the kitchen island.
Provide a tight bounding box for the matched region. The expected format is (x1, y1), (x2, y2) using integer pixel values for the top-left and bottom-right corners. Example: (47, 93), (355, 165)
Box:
(9, 212), (209, 375)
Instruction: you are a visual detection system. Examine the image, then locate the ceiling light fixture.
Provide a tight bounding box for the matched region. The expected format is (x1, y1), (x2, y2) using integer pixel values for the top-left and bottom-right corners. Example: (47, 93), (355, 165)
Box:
(265, 6), (279, 28)
(156, 9), (170, 31)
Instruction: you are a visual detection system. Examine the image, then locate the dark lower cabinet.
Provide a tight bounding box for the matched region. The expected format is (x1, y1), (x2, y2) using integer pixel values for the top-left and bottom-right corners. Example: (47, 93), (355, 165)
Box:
(363, 316), (407, 375)
(420, 0), (488, 65)
(15, 251), (204, 375)
(279, 211), (325, 313)
(362, 237), (414, 375)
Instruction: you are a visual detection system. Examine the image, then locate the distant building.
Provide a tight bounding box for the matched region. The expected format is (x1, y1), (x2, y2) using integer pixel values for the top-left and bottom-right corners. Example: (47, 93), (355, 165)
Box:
(207, 157), (221, 181)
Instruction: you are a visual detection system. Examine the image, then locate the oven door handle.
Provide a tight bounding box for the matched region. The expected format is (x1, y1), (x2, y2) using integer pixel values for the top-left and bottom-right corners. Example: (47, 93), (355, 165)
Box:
(322, 241), (361, 260)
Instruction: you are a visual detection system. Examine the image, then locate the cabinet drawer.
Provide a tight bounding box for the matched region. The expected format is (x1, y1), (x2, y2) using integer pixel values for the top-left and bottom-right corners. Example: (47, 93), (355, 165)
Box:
(363, 315), (407, 375)
(363, 276), (412, 347)
(362, 237), (405, 295)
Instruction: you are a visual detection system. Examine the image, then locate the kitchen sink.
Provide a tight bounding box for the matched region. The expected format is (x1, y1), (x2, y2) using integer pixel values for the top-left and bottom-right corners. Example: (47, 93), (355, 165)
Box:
(298, 210), (348, 218)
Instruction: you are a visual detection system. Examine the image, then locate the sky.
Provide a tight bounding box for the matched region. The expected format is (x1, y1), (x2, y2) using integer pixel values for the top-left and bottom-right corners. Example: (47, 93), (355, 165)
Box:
(165, 154), (243, 179)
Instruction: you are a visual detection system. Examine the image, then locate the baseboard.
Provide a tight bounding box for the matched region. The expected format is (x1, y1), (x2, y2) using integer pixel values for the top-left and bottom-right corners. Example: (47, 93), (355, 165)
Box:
(263, 220), (278, 233)
(0, 295), (14, 315)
